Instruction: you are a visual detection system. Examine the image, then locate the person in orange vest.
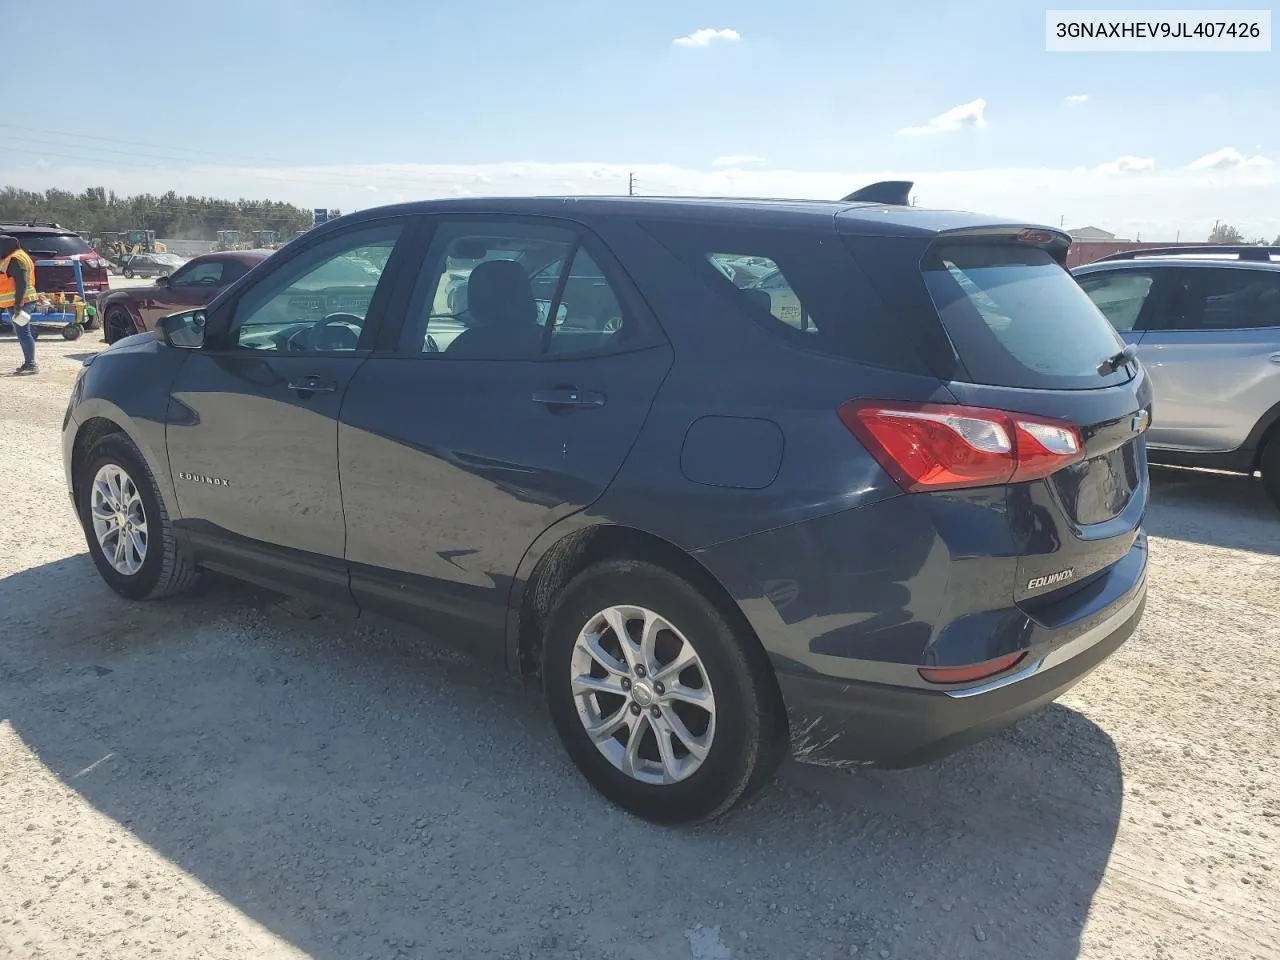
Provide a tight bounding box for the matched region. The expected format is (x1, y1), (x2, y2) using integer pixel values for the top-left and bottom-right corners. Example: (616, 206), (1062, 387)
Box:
(0, 235), (39, 374)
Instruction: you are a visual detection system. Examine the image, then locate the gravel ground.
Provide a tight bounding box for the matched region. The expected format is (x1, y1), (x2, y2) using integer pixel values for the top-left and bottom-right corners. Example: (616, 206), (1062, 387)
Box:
(2, 333), (1278, 960)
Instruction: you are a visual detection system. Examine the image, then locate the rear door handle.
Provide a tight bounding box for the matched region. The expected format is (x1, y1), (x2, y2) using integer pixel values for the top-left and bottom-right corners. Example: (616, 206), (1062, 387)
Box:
(288, 375), (336, 394)
(532, 387), (605, 409)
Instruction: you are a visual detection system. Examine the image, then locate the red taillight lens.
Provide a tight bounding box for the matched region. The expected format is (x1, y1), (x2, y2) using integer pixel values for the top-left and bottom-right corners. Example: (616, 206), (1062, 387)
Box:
(838, 400), (1084, 492)
(919, 650), (1027, 685)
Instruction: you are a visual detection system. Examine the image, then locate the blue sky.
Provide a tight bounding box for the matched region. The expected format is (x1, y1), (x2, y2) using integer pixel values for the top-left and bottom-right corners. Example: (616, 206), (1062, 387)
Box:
(10, 0), (1279, 239)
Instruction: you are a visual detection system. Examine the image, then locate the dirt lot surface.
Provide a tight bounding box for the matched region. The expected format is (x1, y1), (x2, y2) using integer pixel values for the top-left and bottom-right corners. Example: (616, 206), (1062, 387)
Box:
(2, 333), (1278, 960)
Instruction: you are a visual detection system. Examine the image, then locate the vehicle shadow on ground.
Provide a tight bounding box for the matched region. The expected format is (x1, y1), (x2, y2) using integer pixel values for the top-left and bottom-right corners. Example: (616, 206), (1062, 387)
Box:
(1146, 465), (1278, 554)
(2, 557), (1123, 960)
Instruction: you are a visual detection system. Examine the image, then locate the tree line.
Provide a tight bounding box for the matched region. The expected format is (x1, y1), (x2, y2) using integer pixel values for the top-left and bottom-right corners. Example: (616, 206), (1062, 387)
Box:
(0, 186), (315, 240)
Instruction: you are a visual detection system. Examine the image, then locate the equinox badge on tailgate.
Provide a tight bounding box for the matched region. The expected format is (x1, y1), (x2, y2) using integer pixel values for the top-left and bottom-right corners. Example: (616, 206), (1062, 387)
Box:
(1027, 568), (1075, 590)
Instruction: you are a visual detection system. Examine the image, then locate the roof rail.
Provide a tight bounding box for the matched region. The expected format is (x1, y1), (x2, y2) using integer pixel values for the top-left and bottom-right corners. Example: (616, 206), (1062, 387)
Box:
(1094, 245), (1280, 263)
(840, 181), (913, 205)
(0, 219), (64, 230)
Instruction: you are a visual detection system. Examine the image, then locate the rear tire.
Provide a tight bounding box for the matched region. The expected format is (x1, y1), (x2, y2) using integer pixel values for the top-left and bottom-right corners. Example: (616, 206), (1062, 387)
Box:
(1260, 434), (1280, 511)
(543, 559), (785, 824)
(77, 432), (198, 601)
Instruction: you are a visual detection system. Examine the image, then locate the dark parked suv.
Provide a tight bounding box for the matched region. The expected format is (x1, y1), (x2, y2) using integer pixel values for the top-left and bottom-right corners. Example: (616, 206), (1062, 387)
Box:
(63, 191), (1151, 823)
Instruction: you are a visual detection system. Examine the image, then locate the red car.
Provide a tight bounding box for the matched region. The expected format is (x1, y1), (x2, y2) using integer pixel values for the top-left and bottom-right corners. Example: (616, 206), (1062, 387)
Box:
(1, 221), (111, 297)
(97, 250), (270, 343)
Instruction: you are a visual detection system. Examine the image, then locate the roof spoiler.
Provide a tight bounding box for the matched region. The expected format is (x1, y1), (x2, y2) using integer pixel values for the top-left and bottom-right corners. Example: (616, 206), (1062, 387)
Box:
(1095, 245), (1280, 263)
(841, 181), (913, 205)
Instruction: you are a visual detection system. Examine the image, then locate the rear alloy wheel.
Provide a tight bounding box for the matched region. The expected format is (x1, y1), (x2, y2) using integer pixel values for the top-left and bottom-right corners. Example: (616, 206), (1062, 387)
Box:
(543, 560), (785, 824)
(569, 605), (717, 785)
(1260, 434), (1280, 511)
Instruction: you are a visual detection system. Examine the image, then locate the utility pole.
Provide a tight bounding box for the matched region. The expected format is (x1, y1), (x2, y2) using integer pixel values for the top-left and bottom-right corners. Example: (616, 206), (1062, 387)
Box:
(1059, 214), (1066, 227)
(628, 172), (636, 197)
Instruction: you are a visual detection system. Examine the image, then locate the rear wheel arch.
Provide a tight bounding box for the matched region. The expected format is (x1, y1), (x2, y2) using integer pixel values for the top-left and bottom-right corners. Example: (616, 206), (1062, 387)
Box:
(513, 524), (779, 686)
(1250, 401), (1280, 468)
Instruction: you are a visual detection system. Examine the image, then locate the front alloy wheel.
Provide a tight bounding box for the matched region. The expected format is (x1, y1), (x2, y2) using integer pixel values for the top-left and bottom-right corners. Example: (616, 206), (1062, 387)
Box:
(89, 463), (148, 576)
(570, 605), (716, 784)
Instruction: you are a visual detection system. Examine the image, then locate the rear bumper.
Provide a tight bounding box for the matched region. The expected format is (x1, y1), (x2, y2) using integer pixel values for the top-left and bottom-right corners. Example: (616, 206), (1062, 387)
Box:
(776, 571), (1146, 769)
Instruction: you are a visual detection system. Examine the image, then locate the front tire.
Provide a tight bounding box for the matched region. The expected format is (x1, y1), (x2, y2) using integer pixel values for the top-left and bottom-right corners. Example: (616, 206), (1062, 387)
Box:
(77, 433), (198, 601)
(543, 560), (785, 824)
(1260, 434), (1280, 511)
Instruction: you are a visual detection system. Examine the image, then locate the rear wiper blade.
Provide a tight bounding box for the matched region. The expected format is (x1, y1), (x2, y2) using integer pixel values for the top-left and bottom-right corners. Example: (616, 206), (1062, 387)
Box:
(1097, 344), (1138, 376)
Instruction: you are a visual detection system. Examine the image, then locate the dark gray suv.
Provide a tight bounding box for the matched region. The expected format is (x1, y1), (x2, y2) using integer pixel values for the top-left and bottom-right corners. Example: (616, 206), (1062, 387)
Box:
(63, 190), (1151, 823)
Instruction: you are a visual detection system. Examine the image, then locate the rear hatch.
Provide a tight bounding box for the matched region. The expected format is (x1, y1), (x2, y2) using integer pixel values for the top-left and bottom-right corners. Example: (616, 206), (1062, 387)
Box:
(18, 233), (111, 295)
(844, 226), (1151, 606)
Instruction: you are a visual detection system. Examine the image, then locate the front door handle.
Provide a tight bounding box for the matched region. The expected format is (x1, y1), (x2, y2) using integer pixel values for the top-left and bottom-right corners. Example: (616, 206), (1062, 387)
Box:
(287, 375), (336, 394)
(1269, 353), (1280, 365)
(532, 387), (605, 410)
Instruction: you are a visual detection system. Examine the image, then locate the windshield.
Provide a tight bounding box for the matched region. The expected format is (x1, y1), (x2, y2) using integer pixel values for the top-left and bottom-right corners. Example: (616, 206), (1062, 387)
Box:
(923, 243), (1129, 389)
(17, 234), (93, 257)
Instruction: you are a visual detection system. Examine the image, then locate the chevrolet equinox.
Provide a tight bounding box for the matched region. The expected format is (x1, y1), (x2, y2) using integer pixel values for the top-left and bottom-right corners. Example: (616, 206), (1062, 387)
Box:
(63, 188), (1151, 823)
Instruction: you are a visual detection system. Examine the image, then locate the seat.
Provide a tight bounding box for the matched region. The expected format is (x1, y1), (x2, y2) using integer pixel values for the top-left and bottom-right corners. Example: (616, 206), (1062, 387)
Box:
(444, 259), (544, 359)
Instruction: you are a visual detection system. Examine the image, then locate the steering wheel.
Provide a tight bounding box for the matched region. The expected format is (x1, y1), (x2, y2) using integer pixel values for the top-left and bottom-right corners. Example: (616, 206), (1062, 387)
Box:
(307, 312), (363, 351)
(425, 334), (440, 353)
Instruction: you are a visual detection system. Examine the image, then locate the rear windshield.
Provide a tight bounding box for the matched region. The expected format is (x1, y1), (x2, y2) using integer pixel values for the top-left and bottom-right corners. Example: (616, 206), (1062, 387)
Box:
(922, 243), (1129, 389)
(16, 233), (93, 258)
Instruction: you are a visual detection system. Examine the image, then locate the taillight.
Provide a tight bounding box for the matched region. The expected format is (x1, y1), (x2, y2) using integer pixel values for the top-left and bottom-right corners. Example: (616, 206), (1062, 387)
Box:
(837, 400), (1084, 492)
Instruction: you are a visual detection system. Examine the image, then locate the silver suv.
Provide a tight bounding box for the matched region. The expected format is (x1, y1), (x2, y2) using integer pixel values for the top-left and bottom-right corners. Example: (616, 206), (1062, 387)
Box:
(1074, 246), (1280, 509)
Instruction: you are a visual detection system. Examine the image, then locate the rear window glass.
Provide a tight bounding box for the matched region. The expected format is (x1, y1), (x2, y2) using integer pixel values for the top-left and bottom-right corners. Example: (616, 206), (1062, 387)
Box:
(16, 234), (92, 257)
(923, 244), (1128, 389)
(642, 221), (926, 373)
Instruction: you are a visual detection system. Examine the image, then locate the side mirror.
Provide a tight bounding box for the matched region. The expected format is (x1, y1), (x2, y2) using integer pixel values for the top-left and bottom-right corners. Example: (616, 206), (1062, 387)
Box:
(155, 275), (171, 287)
(157, 310), (206, 349)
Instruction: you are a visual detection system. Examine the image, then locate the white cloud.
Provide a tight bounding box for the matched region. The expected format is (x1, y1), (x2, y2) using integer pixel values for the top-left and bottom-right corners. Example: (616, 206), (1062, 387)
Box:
(896, 98), (987, 137)
(711, 155), (767, 168)
(1065, 94), (1089, 104)
(4, 154), (1278, 243)
(1188, 147), (1273, 171)
(672, 28), (740, 48)
(1094, 154), (1156, 175)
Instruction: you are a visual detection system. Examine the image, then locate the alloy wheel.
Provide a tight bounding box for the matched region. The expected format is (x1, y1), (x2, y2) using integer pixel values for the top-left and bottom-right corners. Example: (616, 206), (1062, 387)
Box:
(89, 464), (148, 576)
(570, 605), (717, 784)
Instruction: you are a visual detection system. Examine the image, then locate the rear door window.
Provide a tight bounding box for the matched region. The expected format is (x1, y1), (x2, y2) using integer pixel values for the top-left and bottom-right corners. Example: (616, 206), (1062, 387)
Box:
(1076, 270), (1159, 333)
(923, 244), (1128, 389)
(1183, 268), (1280, 330)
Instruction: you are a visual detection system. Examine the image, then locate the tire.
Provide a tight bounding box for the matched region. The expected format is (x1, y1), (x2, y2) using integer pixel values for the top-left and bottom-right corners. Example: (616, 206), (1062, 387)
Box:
(123, 268), (135, 279)
(104, 306), (133, 344)
(77, 432), (198, 601)
(542, 559), (786, 825)
(1261, 434), (1280, 511)
(61, 323), (82, 341)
